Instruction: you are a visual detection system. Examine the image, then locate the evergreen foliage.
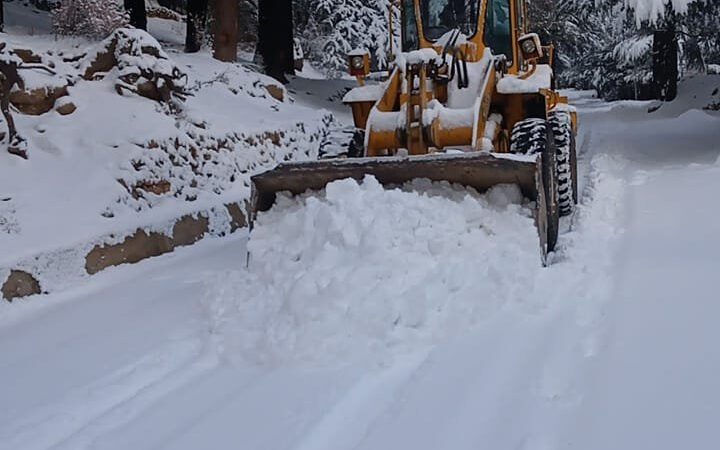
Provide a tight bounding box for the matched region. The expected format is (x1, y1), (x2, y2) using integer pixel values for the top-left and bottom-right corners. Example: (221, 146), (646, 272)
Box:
(53, 0), (129, 39)
(530, 0), (718, 100)
(294, 0), (396, 76)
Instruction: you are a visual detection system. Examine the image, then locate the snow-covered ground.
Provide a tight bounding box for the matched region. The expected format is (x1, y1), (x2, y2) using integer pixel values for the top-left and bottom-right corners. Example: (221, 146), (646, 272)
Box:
(2, 18), (720, 446)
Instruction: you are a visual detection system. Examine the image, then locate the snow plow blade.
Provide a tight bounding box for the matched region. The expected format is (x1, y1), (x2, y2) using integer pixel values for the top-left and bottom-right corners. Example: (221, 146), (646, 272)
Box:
(250, 153), (550, 257)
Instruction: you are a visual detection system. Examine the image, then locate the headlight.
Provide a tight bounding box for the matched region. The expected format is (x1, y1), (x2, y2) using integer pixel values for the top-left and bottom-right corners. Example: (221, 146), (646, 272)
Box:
(521, 39), (537, 56)
(351, 56), (364, 70)
(347, 51), (369, 77)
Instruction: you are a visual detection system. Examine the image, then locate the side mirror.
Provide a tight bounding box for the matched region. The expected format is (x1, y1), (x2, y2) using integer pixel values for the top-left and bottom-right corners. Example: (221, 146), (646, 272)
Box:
(518, 33), (544, 62)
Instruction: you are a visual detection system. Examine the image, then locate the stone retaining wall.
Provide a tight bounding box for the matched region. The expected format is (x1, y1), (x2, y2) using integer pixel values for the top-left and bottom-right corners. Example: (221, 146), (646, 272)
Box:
(1, 201), (247, 301)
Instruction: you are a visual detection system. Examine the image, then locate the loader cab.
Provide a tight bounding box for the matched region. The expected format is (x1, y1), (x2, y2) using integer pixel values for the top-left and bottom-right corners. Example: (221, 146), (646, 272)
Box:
(401, 0), (523, 73)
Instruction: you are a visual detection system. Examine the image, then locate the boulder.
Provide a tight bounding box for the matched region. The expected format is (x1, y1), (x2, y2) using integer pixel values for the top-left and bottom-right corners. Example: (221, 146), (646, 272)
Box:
(2, 270), (42, 301)
(266, 84), (285, 102)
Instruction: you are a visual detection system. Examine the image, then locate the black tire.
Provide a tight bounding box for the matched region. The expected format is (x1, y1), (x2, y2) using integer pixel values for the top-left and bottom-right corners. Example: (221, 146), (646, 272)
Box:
(319, 127), (365, 159)
(549, 110), (577, 216)
(511, 118), (560, 254)
(570, 132), (578, 204)
(347, 129), (366, 158)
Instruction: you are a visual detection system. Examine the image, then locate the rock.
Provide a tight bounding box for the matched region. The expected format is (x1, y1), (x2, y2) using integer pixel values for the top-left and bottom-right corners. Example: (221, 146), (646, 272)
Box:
(10, 85), (69, 115)
(226, 202), (247, 232)
(55, 100), (77, 116)
(82, 45), (117, 80)
(12, 49), (42, 64)
(2, 270), (42, 301)
(82, 29), (188, 104)
(266, 84), (285, 102)
(136, 180), (171, 196)
(86, 230), (173, 275)
(85, 213), (209, 275)
(172, 215), (209, 247)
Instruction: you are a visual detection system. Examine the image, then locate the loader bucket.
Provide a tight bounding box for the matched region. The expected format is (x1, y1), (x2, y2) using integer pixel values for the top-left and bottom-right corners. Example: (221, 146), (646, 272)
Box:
(249, 153), (550, 258)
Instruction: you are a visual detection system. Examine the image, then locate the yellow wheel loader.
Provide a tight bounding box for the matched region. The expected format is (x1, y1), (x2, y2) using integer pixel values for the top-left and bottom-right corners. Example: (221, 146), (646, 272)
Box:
(250, 0), (579, 260)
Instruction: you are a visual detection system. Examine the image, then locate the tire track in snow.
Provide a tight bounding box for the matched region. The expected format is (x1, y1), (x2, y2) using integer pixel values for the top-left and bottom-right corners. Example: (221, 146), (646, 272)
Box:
(288, 351), (431, 450)
(1, 339), (215, 450)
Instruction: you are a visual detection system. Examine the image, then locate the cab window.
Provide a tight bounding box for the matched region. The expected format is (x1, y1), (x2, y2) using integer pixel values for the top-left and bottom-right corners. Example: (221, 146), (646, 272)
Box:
(402, 0), (420, 51)
(484, 0), (513, 63)
(419, 0), (480, 42)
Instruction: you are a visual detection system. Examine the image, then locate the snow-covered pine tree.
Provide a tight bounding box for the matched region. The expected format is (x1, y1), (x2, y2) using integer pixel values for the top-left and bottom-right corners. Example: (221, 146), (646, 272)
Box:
(678, 0), (720, 72)
(294, 0), (396, 77)
(239, 0), (259, 48)
(535, 0), (685, 100)
(53, 0), (129, 39)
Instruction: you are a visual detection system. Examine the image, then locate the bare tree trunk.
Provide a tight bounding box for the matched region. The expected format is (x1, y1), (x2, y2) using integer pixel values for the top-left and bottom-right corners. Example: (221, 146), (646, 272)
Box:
(0, 57), (28, 159)
(124, 0), (148, 30)
(652, 19), (678, 101)
(185, 0), (208, 53)
(213, 0), (239, 62)
(0, 0), (5, 33)
(258, 0), (294, 82)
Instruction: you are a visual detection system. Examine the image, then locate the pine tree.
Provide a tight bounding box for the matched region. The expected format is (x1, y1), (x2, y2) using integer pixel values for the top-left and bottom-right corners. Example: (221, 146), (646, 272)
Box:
(294, 0), (395, 77)
(185, 0), (209, 53)
(239, 0), (258, 47)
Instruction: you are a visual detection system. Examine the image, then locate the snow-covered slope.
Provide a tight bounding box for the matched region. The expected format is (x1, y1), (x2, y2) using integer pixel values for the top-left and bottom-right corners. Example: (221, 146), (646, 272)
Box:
(0, 28), (332, 270)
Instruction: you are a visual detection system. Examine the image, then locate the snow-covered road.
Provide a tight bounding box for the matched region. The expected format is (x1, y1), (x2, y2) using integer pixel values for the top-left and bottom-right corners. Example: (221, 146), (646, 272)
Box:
(562, 83), (720, 449)
(2, 79), (720, 450)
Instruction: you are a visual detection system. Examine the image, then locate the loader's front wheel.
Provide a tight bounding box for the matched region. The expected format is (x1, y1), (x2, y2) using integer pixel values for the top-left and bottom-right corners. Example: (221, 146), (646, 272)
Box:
(511, 118), (560, 253)
(348, 129), (366, 158)
(549, 110), (578, 216)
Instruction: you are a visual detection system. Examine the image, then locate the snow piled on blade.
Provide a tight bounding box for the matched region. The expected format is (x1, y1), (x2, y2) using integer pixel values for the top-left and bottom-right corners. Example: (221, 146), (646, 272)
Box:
(205, 176), (541, 365)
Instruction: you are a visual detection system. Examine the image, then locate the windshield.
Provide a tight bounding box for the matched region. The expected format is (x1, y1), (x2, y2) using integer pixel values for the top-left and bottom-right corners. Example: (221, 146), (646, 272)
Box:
(419, 0), (480, 42)
(403, 0), (421, 50)
(484, 0), (513, 63)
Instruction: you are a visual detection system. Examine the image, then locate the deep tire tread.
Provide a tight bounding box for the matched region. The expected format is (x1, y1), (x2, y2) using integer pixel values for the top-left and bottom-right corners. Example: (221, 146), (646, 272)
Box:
(511, 118), (560, 254)
(548, 111), (576, 217)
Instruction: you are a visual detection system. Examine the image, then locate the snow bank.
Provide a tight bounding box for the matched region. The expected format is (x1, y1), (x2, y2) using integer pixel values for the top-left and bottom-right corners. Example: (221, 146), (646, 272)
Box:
(204, 176), (541, 366)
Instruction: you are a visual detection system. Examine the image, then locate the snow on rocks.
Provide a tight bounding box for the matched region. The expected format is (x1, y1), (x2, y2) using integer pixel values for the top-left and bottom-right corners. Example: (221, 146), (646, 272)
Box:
(80, 28), (188, 105)
(204, 176), (541, 366)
